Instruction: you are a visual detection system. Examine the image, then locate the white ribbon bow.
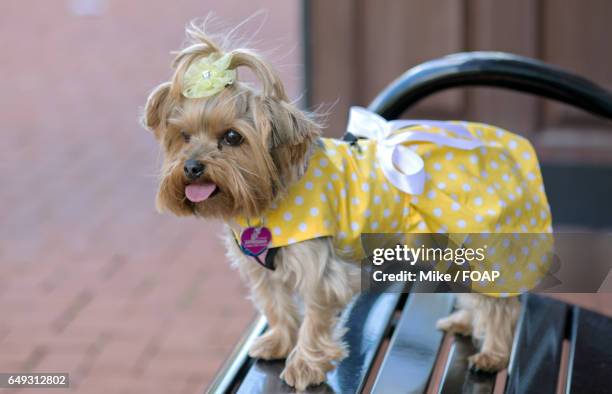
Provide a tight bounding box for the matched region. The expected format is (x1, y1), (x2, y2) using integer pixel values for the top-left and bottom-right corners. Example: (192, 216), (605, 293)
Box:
(347, 107), (485, 195)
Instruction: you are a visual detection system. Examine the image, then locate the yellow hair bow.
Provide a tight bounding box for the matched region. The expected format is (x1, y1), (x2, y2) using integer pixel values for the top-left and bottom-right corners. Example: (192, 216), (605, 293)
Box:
(182, 53), (236, 99)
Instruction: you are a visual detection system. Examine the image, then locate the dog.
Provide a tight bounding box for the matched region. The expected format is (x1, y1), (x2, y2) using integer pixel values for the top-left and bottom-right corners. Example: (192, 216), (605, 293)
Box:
(142, 23), (551, 391)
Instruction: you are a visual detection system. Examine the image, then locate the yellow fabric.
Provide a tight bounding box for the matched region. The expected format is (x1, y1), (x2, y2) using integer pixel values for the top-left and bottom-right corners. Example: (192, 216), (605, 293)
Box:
(235, 122), (552, 296)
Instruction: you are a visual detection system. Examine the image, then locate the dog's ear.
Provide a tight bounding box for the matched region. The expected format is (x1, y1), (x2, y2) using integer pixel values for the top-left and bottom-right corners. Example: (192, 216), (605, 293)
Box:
(142, 82), (171, 138)
(263, 98), (320, 148)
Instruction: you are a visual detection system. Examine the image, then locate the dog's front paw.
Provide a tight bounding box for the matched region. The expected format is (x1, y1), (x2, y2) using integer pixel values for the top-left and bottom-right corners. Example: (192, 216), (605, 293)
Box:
(436, 316), (472, 336)
(468, 351), (507, 373)
(280, 351), (329, 391)
(248, 329), (295, 360)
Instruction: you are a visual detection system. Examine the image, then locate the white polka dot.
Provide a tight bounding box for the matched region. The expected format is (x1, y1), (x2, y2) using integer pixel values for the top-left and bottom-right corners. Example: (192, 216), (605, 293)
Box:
(418, 222), (427, 230)
(445, 152), (454, 161)
(273, 227), (281, 235)
(319, 158), (328, 167)
(299, 222), (307, 232)
(394, 195), (401, 203)
(305, 181), (313, 190)
(508, 255), (516, 263)
(374, 195), (381, 204)
(314, 168), (322, 177)
(433, 162), (442, 171)
(520, 224), (528, 232)
(383, 208), (391, 217)
(310, 207), (319, 216)
(480, 171), (488, 178)
(470, 155), (478, 164)
(528, 263), (537, 272)
(391, 220), (398, 228)
(527, 172), (536, 181)
(462, 183), (471, 192)
(437, 182), (446, 190)
(457, 219), (466, 228)
(351, 173), (358, 181)
(364, 209), (372, 218)
(514, 271), (523, 280)
(340, 188), (346, 198)
(516, 186), (523, 195)
(451, 202), (460, 211)
(499, 200), (506, 208)
(448, 173), (457, 180)
(323, 220), (330, 228)
(288, 238), (296, 244)
(382, 183), (389, 191)
(530, 217), (536, 226)
(509, 140), (518, 150)
(540, 210), (547, 219)
(508, 193), (515, 201)
(490, 161), (499, 169)
(487, 186), (495, 195)
(433, 208), (442, 217)
(475, 214), (484, 222)
(361, 183), (370, 192)
(402, 207), (409, 216)
(522, 151), (531, 160)
(351, 222), (359, 231)
(370, 222), (379, 230)
(474, 197), (483, 206)
(412, 196), (419, 204)
(283, 212), (292, 221)
(295, 196), (304, 205)
(502, 173), (510, 182)
(328, 149), (337, 156)
(487, 209), (496, 216)
(351, 197), (360, 205)
(369, 171), (377, 179)
(515, 208), (522, 217)
(338, 231), (347, 239)
(331, 173), (339, 181)
(427, 190), (436, 199)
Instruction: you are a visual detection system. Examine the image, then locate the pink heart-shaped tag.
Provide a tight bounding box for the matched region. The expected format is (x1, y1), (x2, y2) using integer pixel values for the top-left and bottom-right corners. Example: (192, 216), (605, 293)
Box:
(240, 227), (272, 256)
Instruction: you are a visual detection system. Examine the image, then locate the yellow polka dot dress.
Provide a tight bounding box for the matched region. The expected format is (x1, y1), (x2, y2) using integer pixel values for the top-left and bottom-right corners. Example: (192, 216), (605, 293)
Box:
(235, 122), (552, 296)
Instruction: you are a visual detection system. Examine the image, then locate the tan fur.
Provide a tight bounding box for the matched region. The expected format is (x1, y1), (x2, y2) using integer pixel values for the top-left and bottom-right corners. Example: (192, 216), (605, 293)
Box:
(437, 294), (520, 371)
(143, 21), (520, 389)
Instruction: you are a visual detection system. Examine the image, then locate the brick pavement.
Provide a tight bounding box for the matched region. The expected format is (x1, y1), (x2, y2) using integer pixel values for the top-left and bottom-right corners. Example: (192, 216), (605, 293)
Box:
(0, 1), (300, 393)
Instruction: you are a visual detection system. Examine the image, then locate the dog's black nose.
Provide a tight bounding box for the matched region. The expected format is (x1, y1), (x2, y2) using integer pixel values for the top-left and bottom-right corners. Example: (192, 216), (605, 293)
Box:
(184, 159), (205, 180)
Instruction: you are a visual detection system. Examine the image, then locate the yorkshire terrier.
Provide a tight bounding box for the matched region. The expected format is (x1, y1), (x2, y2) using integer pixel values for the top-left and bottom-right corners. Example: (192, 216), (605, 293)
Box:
(142, 23), (550, 391)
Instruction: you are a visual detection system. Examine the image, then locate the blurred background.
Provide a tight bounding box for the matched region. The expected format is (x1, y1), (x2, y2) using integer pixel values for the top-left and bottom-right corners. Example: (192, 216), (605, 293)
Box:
(1, 1), (611, 393)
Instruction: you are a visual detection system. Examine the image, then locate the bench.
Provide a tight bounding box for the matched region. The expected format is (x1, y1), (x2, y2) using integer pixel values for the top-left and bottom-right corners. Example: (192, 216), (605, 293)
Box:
(207, 52), (612, 394)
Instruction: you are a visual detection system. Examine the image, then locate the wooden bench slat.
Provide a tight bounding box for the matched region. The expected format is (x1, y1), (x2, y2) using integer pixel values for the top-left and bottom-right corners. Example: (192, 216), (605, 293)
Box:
(234, 292), (402, 394)
(505, 294), (568, 394)
(371, 293), (454, 394)
(439, 335), (496, 394)
(567, 305), (612, 394)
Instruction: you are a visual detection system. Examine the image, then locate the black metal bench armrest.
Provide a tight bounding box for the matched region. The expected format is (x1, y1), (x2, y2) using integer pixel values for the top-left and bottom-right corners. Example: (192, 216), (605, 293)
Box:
(369, 51), (612, 120)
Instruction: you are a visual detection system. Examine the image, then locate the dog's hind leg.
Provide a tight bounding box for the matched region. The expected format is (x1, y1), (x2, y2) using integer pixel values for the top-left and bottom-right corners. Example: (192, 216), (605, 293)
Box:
(468, 295), (520, 372)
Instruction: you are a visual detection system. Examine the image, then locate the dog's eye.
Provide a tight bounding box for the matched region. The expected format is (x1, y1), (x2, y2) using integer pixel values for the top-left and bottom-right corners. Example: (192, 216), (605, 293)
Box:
(180, 130), (191, 143)
(221, 129), (243, 147)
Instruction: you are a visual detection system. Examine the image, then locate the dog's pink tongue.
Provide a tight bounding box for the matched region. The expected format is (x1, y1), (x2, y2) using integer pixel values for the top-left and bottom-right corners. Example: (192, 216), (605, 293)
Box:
(185, 183), (216, 202)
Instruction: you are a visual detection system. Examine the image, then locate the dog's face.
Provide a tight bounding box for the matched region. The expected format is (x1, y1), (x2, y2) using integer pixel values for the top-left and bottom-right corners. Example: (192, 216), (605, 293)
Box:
(142, 32), (319, 220)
